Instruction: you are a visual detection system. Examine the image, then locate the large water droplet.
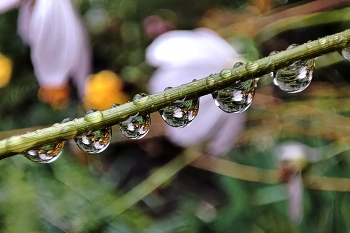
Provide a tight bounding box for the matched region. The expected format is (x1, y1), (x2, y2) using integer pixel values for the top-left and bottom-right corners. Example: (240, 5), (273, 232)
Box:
(340, 47), (350, 61)
(74, 128), (112, 154)
(159, 97), (199, 127)
(74, 110), (112, 154)
(24, 141), (65, 163)
(119, 113), (151, 139)
(212, 78), (258, 113)
(273, 58), (316, 93)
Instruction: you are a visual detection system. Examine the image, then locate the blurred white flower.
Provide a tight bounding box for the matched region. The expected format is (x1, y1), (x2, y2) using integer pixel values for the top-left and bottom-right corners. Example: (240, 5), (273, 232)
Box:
(276, 141), (322, 223)
(147, 28), (246, 156)
(0, 0), (91, 107)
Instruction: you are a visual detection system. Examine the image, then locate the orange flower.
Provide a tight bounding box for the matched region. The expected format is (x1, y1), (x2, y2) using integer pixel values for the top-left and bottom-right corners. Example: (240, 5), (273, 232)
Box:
(83, 70), (129, 110)
(0, 54), (12, 88)
(38, 84), (70, 110)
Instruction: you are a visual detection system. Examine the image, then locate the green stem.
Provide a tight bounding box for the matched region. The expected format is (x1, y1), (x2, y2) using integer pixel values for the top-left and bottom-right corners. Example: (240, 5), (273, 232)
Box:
(1, 29), (350, 159)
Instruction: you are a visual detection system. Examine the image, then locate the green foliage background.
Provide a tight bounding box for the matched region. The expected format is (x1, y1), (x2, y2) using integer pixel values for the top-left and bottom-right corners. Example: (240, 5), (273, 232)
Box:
(1, 0), (350, 232)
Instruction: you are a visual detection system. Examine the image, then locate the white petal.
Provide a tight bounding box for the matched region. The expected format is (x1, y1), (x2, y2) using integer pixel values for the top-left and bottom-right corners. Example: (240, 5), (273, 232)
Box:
(173, 108), (183, 118)
(23, 0), (91, 97)
(232, 90), (243, 101)
(206, 108), (246, 156)
(127, 123), (135, 131)
(17, 0), (32, 45)
(297, 66), (307, 79)
(146, 28), (239, 68)
(0, 0), (20, 14)
(287, 173), (303, 223)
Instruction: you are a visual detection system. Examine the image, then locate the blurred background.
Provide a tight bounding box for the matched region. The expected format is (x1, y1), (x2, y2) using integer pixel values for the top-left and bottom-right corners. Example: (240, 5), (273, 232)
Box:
(1, 0), (350, 232)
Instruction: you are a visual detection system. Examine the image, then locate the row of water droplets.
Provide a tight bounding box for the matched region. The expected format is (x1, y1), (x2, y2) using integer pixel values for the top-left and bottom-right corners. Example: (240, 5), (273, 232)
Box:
(23, 41), (350, 163)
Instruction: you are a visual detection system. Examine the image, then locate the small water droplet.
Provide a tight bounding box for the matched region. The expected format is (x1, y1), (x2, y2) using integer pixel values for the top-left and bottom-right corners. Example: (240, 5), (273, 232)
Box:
(212, 78), (258, 113)
(318, 38), (326, 45)
(59, 118), (77, 139)
(159, 97), (199, 127)
(206, 75), (216, 87)
(287, 44), (299, 50)
(119, 114), (151, 139)
(340, 47), (350, 61)
(245, 61), (258, 72)
(233, 62), (244, 68)
(187, 79), (199, 87)
(306, 43), (312, 49)
(268, 51), (280, 80)
(273, 58), (316, 93)
(266, 60), (272, 68)
(61, 118), (73, 124)
(24, 141), (65, 163)
(111, 103), (120, 109)
(84, 109), (103, 123)
(219, 69), (232, 79)
(74, 127), (112, 154)
(133, 93), (149, 106)
(338, 35), (344, 42)
(164, 87), (176, 100)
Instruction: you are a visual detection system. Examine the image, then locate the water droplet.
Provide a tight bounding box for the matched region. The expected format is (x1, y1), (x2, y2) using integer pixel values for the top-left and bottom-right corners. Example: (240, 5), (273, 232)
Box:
(159, 97), (199, 127)
(133, 93), (149, 106)
(61, 118), (73, 124)
(84, 109), (103, 123)
(338, 35), (344, 42)
(219, 69), (232, 79)
(206, 75), (216, 87)
(212, 78), (258, 113)
(273, 58), (316, 93)
(306, 43), (312, 49)
(74, 127), (112, 154)
(76, 110), (112, 153)
(318, 38), (326, 45)
(24, 141), (65, 163)
(187, 79), (199, 87)
(340, 47), (350, 61)
(164, 87), (177, 100)
(233, 62), (244, 68)
(119, 114), (151, 139)
(245, 61), (258, 72)
(287, 44), (299, 50)
(333, 35), (339, 42)
(59, 118), (77, 139)
(268, 51), (280, 81)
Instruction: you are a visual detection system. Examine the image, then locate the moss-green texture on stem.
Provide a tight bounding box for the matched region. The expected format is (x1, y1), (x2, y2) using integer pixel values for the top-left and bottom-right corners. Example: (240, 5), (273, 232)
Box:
(1, 29), (350, 159)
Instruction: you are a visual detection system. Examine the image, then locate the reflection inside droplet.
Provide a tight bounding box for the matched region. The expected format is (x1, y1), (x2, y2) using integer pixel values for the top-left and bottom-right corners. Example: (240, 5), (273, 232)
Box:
(212, 78), (258, 113)
(24, 141), (65, 163)
(159, 96), (199, 127)
(119, 114), (151, 139)
(74, 109), (112, 154)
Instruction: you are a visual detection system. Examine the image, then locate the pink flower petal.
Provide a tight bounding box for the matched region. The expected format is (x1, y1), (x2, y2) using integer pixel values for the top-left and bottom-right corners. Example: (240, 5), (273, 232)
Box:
(0, 0), (21, 14)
